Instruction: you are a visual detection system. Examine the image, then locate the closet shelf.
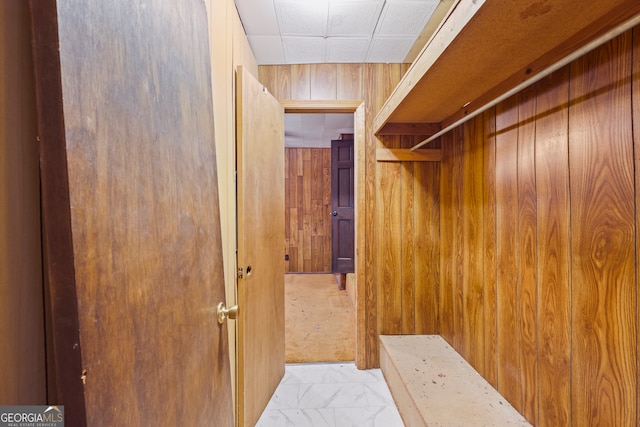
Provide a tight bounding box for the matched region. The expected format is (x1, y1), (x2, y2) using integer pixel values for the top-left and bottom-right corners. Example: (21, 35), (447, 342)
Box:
(373, 0), (640, 146)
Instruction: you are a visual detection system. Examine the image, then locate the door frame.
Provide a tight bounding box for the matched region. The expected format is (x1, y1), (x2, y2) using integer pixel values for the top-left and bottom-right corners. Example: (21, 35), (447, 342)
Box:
(279, 100), (366, 368)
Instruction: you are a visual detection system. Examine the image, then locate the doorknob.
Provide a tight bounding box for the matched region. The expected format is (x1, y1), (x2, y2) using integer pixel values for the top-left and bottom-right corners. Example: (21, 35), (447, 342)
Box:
(331, 211), (337, 216)
(217, 302), (238, 324)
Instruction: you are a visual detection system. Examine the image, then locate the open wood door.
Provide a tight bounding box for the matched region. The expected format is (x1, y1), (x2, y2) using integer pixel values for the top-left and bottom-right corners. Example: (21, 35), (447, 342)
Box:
(30, 1), (234, 425)
(236, 66), (285, 427)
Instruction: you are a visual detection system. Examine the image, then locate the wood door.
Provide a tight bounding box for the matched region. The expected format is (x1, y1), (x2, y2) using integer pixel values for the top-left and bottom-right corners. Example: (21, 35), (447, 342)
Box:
(30, 1), (234, 425)
(236, 66), (285, 427)
(331, 139), (355, 273)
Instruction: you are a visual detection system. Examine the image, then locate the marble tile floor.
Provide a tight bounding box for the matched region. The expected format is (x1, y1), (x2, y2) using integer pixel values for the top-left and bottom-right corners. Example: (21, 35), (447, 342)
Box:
(256, 362), (405, 427)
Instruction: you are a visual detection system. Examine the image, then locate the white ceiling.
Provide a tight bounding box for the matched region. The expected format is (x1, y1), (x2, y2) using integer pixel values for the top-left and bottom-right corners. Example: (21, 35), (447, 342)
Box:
(285, 113), (353, 147)
(234, 0), (443, 147)
(234, 0), (441, 65)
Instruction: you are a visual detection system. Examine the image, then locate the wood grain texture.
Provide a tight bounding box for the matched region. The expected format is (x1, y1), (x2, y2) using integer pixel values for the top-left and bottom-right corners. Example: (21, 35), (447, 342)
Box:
(363, 63), (379, 366)
(259, 65), (291, 101)
(569, 32), (636, 426)
(376, 148), (442, 162)
(374, 0), (640, 129)
(462, 115), (485, 375)
(337, 64), (363, 100)
(517, 86), (538, 424)
(535, 66), (571, 427)
(377, 122), (441, 136)
(32, 1), (233, 425)
(433, 29), (640, 425)
(451, 126), (464, 353)
(0, 0), (45, 405)
(237, 67), (285, 427)
(291, 64), (311, 100)
(634, 26), (640, 427)
(439, 130), (455, 345)
(311, 64), (337, 100)
(284, 148), (331, 272)
(482, 107), (498, 388)
(376, 150), (402, 335)
(260, 63), (439, 369)
(401, 149), (416, 334)
(495, 93), (522, 411)
(415, 161), (439, 334)
(354, 103), (367, 367)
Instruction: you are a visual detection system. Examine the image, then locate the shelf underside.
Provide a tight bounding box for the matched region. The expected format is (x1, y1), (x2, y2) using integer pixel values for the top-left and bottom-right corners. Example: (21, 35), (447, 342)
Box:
(374, 0), (640, 137)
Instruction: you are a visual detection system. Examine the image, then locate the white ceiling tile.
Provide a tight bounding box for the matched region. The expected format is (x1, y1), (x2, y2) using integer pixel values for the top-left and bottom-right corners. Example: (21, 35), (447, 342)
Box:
(283, 37), (326, 64)
(247, 35), (286, 64)
(327, 1), (383, 36)
(375, 0), (439, 36)
(234, 0), (280, 35)
(304, 136), (328, 147)
(284, 114), (303, 133)
(366, 37), (414, 62)
(275, 0), (329, 36)
(324, 113), (353, 128)
(326, 37), (369, 62)
(285, 135), (305, 147)
(301, 114), (326, 128)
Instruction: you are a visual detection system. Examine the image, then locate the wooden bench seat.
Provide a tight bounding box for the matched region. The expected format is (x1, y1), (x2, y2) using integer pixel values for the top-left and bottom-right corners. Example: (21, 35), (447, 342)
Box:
(380, 335), (531, 426)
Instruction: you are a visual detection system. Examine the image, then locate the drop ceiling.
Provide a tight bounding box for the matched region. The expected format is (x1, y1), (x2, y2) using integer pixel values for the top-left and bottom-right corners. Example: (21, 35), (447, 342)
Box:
(234, 0), (442, 65)
(284, 113), (353, 147)
(233, 0), (448, 147)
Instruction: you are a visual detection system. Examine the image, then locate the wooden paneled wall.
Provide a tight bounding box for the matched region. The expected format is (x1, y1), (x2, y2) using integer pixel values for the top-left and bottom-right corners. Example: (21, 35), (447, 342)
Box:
(439, 29), (640, 426)
(259, 64), (441, 367)
(0, 0), (46, 404)
(204, 0), (258, 412)
(284, 147), (332, 273)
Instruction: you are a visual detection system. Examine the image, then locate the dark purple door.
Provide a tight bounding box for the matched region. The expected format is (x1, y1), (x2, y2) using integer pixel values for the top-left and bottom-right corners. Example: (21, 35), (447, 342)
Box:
(331, 139), (354, 273)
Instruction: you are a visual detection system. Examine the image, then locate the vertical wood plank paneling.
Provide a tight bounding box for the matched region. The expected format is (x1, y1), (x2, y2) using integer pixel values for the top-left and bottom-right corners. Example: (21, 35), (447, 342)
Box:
(364, 63), (379, 366)
(260, 62), (440, 368)
(258, 67), (277, 97)
(569, 32), (636, 426)
(376, 158), (402, 334)
(495, 94), (522, 411)
(463, 115), (485, 375)
(483, 107), (498, 388)
(291, 64), (310, 100)
(284, 149), (290, 271)
(337, 64), (363, 99)
(276, 65), (291, 100)
(517, 86), (538, 424)
(311, 64), (337, 100)
(290, 149), (300, 271)
(401, 136), (416, 334)
(415, 161), (439, 334)
(284, 147), (331, 272)
(260, 65), (290, 100)
(633, 26), (640, 427)
(452, 126), (465, 354)
(302, 149), (312, 270)
(376, 63), (403, 335)
(439, 130), (455, 345)
(323, 149), (332, 272)
(535, 66), (571, 427)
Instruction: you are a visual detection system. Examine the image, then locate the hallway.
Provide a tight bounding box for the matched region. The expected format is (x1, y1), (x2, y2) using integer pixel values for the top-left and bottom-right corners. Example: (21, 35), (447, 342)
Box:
(256, 362), (404, 426)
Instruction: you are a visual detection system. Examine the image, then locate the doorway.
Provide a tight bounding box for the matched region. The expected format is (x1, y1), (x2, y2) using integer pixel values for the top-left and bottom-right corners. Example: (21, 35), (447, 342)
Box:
(283, 112), (353, 274)
(282, 106), (361, 364)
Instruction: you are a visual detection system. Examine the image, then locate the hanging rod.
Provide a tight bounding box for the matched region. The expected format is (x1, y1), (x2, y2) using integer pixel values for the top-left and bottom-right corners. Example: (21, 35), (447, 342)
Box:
(411, 12), (640, 151)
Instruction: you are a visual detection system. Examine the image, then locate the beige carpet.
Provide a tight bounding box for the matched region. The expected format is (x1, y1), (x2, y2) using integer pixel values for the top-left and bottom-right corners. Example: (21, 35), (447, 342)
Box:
(285, 273), (355, 363)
